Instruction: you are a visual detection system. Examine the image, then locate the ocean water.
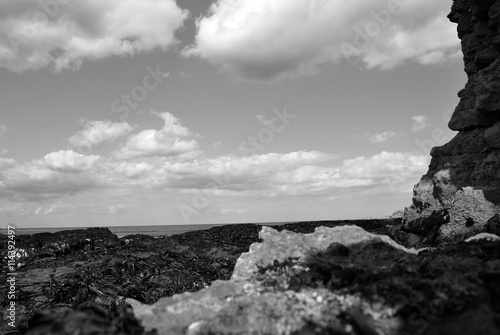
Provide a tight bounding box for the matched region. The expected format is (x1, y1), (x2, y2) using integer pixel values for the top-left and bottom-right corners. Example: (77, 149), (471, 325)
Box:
(9, 222), (289, 238)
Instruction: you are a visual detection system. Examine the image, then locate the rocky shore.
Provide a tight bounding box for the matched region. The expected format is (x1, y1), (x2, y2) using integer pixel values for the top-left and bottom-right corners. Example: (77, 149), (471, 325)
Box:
(1, 220), (499, 334)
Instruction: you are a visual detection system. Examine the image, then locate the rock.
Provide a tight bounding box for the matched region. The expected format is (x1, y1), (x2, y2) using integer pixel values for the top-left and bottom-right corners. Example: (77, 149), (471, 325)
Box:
(20, 305), (153, 335)
(404, 0), (500, 242)
(485, 122), (500, 148)
(134, 280), (244, 335)
(473, 60), (500, 117)
(402, 208), (450, 244)
(475, 45), (500, 69)
(231, 225), (420, 281)
(489, 0), (500, 29)
(485, 213), (500, 234)
(15, 224), (500, 335)
(324, 242), (350, 257)
(449, 90), (491, 130)
(130, 226), (500, 335)
(388, 209), (404, 219)
(472, 0), (496, 19)
(465, 232), (500, 242)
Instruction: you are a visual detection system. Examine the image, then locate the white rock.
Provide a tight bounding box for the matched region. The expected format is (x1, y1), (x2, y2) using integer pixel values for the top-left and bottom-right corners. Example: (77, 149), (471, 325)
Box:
(465, 233), (500, 242)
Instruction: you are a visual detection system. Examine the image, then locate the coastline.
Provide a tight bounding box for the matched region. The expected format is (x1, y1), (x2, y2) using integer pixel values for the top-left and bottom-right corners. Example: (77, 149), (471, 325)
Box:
(1, 219), (391, 238)
(0, 218), (403, 333)
(3, 218), (499, 334)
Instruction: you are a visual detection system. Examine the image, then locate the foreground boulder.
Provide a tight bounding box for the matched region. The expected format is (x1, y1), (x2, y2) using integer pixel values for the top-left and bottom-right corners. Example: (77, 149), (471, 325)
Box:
(403, 0), (500, 243)
(231, 225), (420, 281)
(130, 226), (500, 335)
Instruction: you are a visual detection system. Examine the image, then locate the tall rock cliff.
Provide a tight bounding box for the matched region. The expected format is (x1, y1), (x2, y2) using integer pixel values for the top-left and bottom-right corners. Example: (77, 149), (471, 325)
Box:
(403, 0), (500, 243)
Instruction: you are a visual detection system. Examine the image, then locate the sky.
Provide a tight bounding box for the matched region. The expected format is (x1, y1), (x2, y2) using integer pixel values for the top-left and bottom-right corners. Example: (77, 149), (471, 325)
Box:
(0, 0), (465, 228)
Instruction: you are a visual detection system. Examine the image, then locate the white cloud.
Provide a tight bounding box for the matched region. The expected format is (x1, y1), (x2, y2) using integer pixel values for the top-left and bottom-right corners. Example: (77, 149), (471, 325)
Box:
(0, 0), (188, 72)
(114, 162), (153, 179)
(108, 204), (128, 215)
(340, 151), (430, 186)
(145, 150), (427, 197)
(68, 120), (133, 149)
(366, 131), (400, 143)
(0, 147), (429, 204)
(34, 203), (78, 215)
(0, 159), (101, 201)
(0, 124), (7, 136)
(114, 112), (199, 159)
(156, 150), (334, 196)
(411, 115), (430, 132)
(184, 0), (459, 81)
(44, 150), (100, 173)
(0, 157), (16, 171)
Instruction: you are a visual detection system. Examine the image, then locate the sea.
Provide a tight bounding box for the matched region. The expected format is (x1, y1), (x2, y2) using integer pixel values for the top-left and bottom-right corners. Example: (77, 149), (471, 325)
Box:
(5, 222), (291, 238)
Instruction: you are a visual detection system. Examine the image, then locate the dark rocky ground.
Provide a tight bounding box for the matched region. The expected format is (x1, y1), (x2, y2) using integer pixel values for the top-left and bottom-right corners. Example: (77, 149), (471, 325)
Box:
(1, 219), (499, 334)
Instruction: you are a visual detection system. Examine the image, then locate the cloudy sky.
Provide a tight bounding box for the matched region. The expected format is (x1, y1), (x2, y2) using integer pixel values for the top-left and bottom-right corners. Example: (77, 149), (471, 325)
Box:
(0, 0), (465, 228)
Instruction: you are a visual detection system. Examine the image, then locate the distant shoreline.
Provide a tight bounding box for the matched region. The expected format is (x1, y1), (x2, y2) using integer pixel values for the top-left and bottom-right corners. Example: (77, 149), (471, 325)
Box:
(2, 218), (397, 238)
(2, 222), (290, 238)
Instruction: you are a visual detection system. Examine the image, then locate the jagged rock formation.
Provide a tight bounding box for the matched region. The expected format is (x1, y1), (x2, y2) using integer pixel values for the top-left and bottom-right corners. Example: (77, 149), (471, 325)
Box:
(231, 225), (420, 281)
(403, 0), (500, 243)
(129, 226), (500, 335)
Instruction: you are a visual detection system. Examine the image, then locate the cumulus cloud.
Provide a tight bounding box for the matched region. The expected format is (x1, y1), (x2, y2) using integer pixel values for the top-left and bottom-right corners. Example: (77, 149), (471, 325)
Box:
(144, 150), (427, 197)
(68, 120), (133, 149)
(0, 146), (429, 204)
(44, 150), (100, 173)
(184, 0), (460, 81)
(114, 162), (153, 179)
(153, 150), (333, 195)
(0, 157), (16, 171)
(411, 115), (430, 132)
(340, 151), (430, 188)
(0, 0), (188, 72)
(366, 131), (400, 143)
(0, 159), (101, 201)
(114, 112), (199, 159)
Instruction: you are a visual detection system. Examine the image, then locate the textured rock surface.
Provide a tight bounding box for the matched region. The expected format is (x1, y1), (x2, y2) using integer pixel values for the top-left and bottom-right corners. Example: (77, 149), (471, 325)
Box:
(231, 225), (420, 281)
(403, 0), (500, 243)
(131, 226), (500, 335)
